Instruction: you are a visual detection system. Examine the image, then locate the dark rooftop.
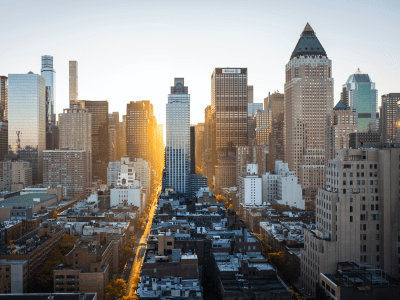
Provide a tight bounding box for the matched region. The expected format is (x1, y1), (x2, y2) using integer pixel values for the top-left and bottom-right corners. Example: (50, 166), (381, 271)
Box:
(333, 100), (348, 111)
(290, 23), (327, 60)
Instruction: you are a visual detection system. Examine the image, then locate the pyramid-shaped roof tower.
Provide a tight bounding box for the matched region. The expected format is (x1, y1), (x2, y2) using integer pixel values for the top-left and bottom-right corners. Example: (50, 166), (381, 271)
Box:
(290, 23), (327, 60)
(333, 100), (348, 111)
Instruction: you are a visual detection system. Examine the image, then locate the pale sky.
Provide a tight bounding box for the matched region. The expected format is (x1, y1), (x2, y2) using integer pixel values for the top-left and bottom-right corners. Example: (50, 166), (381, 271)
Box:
(1, 0), (399, 136)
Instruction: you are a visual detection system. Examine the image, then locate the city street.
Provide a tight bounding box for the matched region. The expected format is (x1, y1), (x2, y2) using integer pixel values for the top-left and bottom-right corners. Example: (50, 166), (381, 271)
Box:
(126, 190), (159, 296)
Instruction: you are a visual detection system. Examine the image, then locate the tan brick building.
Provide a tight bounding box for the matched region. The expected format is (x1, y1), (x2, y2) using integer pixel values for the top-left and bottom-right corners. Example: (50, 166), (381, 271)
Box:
(284, 23), (334, 199)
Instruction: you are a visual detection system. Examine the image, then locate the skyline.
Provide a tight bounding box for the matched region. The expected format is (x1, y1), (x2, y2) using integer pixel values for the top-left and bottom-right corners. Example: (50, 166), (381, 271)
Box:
(1, 0), (399, 129)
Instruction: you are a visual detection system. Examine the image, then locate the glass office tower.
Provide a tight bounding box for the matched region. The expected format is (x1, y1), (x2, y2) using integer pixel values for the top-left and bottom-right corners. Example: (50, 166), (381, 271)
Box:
(8, 72), (47, 183)
(342, 69), (378, 132)
(165, 78), (190, 195)
(41, 55), (56, 125)
(0, 76), (7, 121)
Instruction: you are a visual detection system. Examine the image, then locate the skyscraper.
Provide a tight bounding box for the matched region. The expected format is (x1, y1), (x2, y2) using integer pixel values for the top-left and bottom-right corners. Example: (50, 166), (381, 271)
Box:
(380, 93), (400, 144)
(0, 76), (8, 121)
(211, 68), (248, 189)
(212, 68), (248, 151)
(69, 61), (78, 107)
(58, 103), (92, 183)
(342, 69), (378, 133)
(41, 55), (56, 125)
(266, 92), (285, 173)
(8, 72), (47, 183)
(126, 101), (154, 162)
(165, 78), (190, 195)
(190, 125), (195, 174)
(0, 122), (7, 161)
(284, 23), (333, 199)
(109, 112), (119, 162)
(80, 100), (108, 182)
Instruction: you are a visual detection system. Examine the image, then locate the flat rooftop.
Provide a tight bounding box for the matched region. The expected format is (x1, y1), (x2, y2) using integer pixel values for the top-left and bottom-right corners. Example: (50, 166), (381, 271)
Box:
(0, 193), (56, 207)
(0, 293), (96, 300)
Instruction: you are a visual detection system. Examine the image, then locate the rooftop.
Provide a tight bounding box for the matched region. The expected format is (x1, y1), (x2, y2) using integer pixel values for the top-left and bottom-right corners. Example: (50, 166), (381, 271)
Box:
(290, 23), (327, 60)
(0, 193), (56, 207)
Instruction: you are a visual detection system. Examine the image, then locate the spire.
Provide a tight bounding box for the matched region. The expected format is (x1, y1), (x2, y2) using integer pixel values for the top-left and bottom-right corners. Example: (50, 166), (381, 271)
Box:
(302, 22), (314, 35)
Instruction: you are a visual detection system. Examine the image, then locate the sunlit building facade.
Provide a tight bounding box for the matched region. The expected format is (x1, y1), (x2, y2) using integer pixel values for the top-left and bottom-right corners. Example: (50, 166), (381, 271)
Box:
(342, 69), (378, 133)
(69, 61), (78, 107)
(165, 78), (190, 195)
(8, 73), (46, 183)
(284, 23), (333, 199)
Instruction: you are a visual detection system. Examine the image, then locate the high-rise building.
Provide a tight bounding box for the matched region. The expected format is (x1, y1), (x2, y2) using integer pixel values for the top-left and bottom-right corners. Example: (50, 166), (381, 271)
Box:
(165, 78), (190, 195)
(247, 103), (263, 141)
(284, 23), (333, 199)
(8, 72), (47, 183)
(239, 164), (262, 206)
(109, 112), (119, 162)
(41, 55), (56, 125)
(211, 68), (248, 189)
(301, 148), (400, 297)
(0, 76), (8, 121)
(43, 150), (88, 198)
(342, 69), (378, 133)
(117, 116), (126, 160)
(194, 123), (205, 174)
(58, 103), (92, 183)
(80, 100), (108, 182)
(265, 92), (285, 173)
(212, 68), (248, 151)
(254, 108), (271, 146)
(380, 93), (400, 144)
(190, 126), (195, 174)
(0, 122), (7, 161)
(247, 85), (254, 103)
(69, 61), (78, 107)
(203, 105), (213, 186)
(325, 100), (357, 165)
(126, 101), (153, 163)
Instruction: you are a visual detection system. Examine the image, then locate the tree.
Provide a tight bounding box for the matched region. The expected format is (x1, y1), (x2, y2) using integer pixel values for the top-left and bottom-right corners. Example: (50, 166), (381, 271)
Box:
(104, 278), (127, 300)
(51, 210), (59, 219)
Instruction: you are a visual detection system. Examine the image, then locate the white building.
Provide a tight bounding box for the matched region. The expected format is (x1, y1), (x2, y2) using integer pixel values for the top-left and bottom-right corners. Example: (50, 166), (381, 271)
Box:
(107, 161), (121, 187)
(238, 164), (262, 206)
(262, 161), (304, 209)
(110, 186), (146, 212)
(132, 157), (150, 194)
(165, 78), (190, 195)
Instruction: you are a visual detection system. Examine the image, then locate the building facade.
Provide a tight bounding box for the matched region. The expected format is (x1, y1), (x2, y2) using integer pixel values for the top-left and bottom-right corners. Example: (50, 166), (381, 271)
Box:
(0, 161), (32, 192)
(0, 76), (8, 121)
(41, 55), (56, 125)
(325, 100), (357, 165)
(43, 150), (89, 197)
(80, 100), (108, 183)
(301, 148), (400, 297)
(262, 161), (304, 209)
(59, 103), (92, 183)
(69, 61), (78, 107)
(284, 23), (333, 199)
(8, 73), (47, 183)
(266, 92), (284, 173)
(380, 93), (400, 144)
(342, 69), (378, 133)
(0, 122), (7, 161)
(165, 78), (190, 195)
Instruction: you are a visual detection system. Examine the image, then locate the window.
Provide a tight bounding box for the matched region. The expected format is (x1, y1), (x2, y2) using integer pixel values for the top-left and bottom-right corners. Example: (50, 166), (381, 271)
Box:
(363, 224), (366, 230)
(360, 214), (366, 220)
(376, 224), (380, 230)
(350, 206), (353, 212)
(167, 242), (172, 246)
(350, 216), (353, 222)
(376, 234), (380, 240)
(371, 214), (379, 221)
(376, 245), (380, 252)
(371, 205), (374, 211)
(363, 234), (366, 240)
(377, 255), (380, 262)
(362, 205), (365, 210)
